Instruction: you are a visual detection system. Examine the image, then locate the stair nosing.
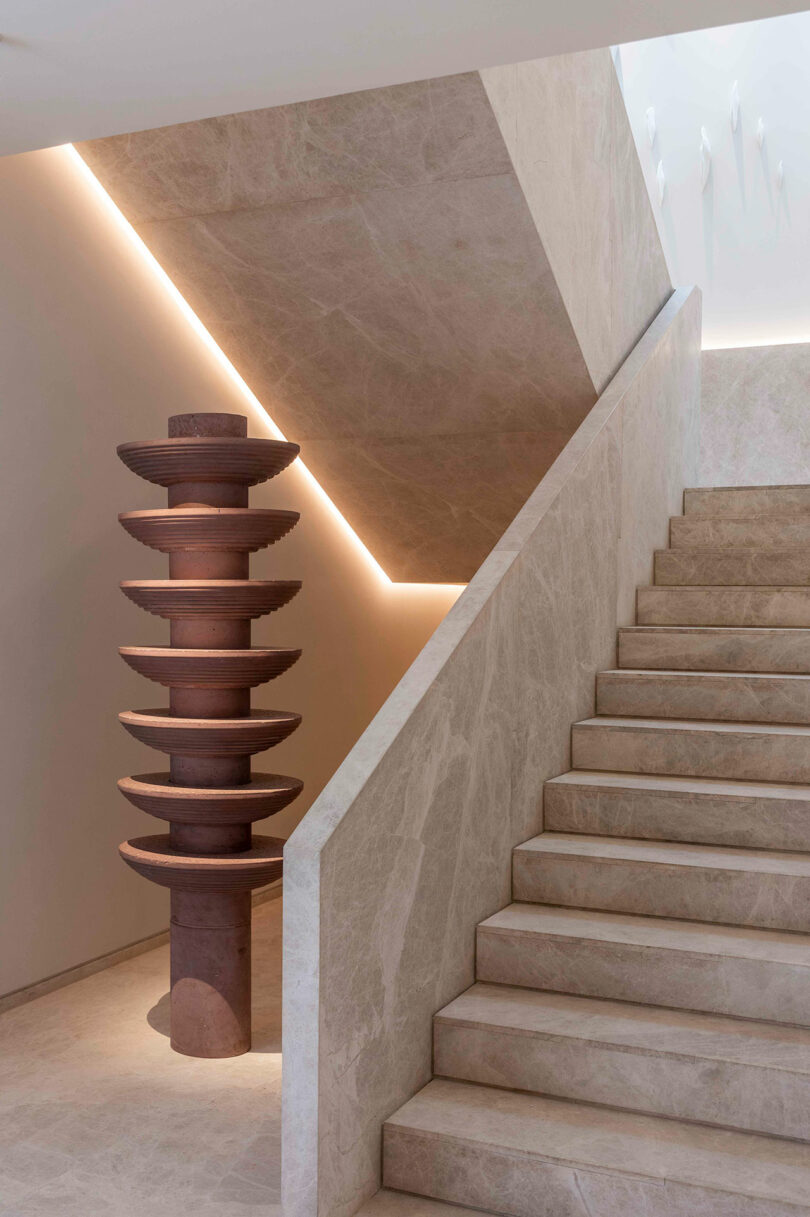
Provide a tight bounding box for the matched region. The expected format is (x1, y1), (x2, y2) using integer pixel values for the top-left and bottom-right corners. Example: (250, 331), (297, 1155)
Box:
(385, 1079), (810, 1204)
(546, 769), (810, 798)
(657, 545), (810, 554)
(515, 832), (810, 873)
(600, 667), (810, 680)
(620, 624), (810, 633)
(479, 903), (810, 962)
(685, 483), (810, 493)
(674, 513), (810, 521)
(575, 715), (810, 735)
(435, 983), (810, 1073)
(639, 584), (810, 591)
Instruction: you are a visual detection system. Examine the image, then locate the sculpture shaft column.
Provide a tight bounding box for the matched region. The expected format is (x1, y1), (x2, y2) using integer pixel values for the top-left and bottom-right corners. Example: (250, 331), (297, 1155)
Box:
(166, 418), (254, 1055)
(170, 889), (252, 1059)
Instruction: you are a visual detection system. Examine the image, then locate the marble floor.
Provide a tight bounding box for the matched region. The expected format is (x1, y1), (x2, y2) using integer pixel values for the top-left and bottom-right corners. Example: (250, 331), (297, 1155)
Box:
(0, 895), (282, 1216)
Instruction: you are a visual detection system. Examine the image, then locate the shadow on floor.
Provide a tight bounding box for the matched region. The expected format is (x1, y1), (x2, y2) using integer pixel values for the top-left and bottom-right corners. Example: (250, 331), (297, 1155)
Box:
(146, 991), (282, 1053)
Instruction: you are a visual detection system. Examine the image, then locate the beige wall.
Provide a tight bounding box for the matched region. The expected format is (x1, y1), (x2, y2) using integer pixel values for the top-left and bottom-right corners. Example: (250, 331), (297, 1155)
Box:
(0, 146), (459, 999)
(282, 288), (702, 1217)
(700, 343), (810, 486)
(77, 73), (599, 585)
(482, 49), (672, 394)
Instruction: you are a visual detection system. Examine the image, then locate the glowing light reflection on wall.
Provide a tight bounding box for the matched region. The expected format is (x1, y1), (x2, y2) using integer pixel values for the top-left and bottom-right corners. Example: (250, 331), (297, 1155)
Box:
(62, 143), (465, 597)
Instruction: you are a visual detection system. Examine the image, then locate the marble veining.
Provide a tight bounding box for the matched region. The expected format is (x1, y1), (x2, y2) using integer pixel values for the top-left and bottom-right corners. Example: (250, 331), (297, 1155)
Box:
(79, 70), (602, 582)
(672, 516), (810, 548)
(638, 585), (810, 628)
(79, 50), (671, 581)
(281, 289), (700, 1216)
(0, 897), (283, 1217)
(572, 716), (810, 783)
(433, 985), (810, 1140)
(77, 75), (515, 223)
(481, 52), (672, 395)
(686, 485), (810, 517)
(476, 904), (810, 1024)
(436, 982), (810, 1065)
(545, 769), (810, 851)
(655, 547), (810, 586)
(381, 357), (810, 1212)
(618, 625), (810, 673)
(700, 344), (810, 489)
(597, 668), (810, 724)
(384, 1079), (810, 1213)
(357, 1193), (489, 1217)
(513, 833), (810, 932)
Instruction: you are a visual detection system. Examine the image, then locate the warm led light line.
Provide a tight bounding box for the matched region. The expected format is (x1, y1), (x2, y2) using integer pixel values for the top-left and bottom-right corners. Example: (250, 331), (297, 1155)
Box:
(703, 336), (810, 351)
(63, 143), (465, 594)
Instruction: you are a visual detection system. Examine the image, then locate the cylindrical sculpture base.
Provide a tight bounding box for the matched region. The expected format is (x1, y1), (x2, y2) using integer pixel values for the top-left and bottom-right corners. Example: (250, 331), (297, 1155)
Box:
(170, 890), (252, 1058)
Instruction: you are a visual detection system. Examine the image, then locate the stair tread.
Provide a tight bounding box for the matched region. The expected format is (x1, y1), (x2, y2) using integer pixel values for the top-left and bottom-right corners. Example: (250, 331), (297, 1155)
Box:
(640, 584), (810, 591)
(622, 624), (810, 635)
(386, 1078), (810, 1205)
(597, 668), (810, 726)
(638, 584), (810, 628)
(675, 513), (810, 522)
(658, 545), (810, 554)
(516, 832), (810, 875)
(603, 667), (810, 680)
(357, 1191), (492, 1217)
(547, 769), (810, 800)
(437, 982), (810, 1070)
(576, 715), (810, 736)
(686, 484), (810, 493)
(480, 903), (810, 964)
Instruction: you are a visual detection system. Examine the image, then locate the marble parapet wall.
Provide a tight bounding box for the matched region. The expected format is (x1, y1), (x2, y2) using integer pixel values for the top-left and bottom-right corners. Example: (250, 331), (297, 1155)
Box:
(282, 286), (702, 1216)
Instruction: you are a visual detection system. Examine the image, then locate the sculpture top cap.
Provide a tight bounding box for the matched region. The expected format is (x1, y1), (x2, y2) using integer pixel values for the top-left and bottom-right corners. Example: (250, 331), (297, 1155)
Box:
(169, 413), (248, 438)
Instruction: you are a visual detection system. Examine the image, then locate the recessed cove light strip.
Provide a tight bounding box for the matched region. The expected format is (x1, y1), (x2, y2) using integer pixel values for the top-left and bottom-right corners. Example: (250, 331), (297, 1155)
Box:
(62, 143), (465, 595)
(703, 335), (810, 351)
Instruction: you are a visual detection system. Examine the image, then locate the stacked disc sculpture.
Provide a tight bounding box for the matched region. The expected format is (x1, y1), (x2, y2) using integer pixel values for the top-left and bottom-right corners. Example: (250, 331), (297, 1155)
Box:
(116, 412), (302, 1058)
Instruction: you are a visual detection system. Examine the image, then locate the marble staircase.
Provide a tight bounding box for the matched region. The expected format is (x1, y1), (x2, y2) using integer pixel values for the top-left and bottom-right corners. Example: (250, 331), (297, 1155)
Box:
(379, 484), (810, 1216)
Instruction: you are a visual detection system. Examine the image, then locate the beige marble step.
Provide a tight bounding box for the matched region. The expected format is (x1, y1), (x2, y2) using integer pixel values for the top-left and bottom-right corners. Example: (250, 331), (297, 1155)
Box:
(618, 625), (810, 672)
(572, 715), (810, 782)
(513, 833), (810, 932)
(656, 548), (810, 587)
(685, 485), (810, 517)
(638, 585), (810, 627)
(544, 770), (810, 851)
(672, 515), (810, 549)
(476, 903), (810, 1024)
(597, 668), (810, 724)
(357, 1190), (494, 1216)
(384, 1078), (810, 1217)
(434, 982), (810, 1141)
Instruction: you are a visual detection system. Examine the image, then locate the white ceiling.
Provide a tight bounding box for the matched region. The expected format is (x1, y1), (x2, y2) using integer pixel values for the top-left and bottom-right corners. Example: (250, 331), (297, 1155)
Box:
(2, 0), (809, 157)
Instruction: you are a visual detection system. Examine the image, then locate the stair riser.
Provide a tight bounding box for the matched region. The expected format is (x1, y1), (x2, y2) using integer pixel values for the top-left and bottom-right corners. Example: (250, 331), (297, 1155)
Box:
(572, 724), (810, 783)
(672, 518), (810, 549)
(638, 587), (810, 628)
(655, 550), (810, 587)
(512, 852), (810, 933)
(596, 672), (810, 725)
(685, 487), (810, 517)
(476, 925), (810, 1025)
(384, 1126), (806, 1217)
(618, 628), (810, 673)
(434, 1021), (810, 1142)
(544, 781), (810, 851)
